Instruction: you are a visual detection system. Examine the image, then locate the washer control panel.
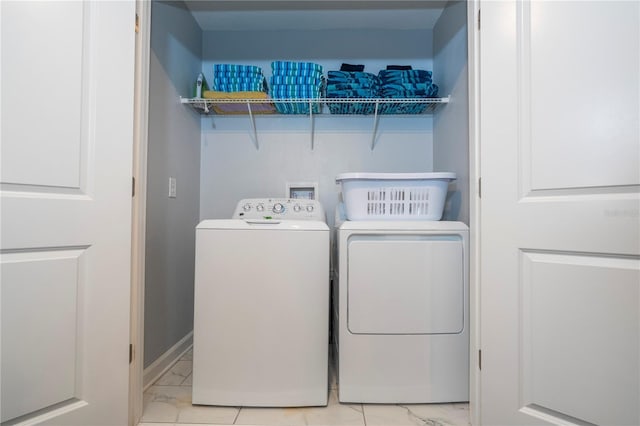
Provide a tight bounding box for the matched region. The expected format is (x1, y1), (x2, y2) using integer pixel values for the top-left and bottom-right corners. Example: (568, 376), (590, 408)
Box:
(233, 198), (325, 221)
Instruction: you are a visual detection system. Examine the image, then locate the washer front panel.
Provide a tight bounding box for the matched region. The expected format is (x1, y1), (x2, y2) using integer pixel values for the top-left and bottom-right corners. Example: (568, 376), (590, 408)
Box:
(193, 226), (329, 406)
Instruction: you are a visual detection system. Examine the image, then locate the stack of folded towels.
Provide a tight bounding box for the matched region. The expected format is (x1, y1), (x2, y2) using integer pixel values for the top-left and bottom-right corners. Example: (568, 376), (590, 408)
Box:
(270, 61), (324, 114)
(378, 68), (439, 114)
(325, 70), (380, 114)
(212, 64), (267, 93)
(204, 64), (274, 114)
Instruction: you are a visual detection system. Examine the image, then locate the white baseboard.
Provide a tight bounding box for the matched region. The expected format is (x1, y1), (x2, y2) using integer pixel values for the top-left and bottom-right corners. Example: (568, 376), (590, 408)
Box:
(143, 331), (193, 390)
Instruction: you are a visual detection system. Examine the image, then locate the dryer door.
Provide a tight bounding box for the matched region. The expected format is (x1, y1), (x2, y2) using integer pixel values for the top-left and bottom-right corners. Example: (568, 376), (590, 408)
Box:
(347, 234), (464, 335)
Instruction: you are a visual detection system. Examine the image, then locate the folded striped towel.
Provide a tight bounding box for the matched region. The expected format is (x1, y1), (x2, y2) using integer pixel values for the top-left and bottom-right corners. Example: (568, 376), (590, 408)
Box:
(211, 63), (269, 94)
(214, 64), (263, 75)
(271, 61), (323, 73)
(214, 76), (266, 84)
(270, 62), (324, 113)
(214, 82), (266, 92)
(270, 75), (323, 86)
(214, 71), (262, 79)
(272, 69), (324, 80)
(271, 85), (322, 98)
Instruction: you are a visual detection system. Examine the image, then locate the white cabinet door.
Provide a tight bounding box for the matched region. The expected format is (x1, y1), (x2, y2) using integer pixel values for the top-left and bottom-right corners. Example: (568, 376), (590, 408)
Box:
(1, 1), (135, 424)
(479, 1), (639, 425)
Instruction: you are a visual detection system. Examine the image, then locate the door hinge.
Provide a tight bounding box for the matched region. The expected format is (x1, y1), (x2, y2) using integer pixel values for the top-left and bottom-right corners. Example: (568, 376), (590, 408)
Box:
(478, 349), (482, 370)
(478, 177), (482, 198)
(135, 13), (140, 34)
(129, 344), (134, 364)
(477, 9), (481, 31)
(132, 176), (136, 197)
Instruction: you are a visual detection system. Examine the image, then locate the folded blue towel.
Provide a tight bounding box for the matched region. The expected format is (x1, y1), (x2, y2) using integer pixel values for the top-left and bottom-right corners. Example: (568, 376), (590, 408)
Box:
(327, 78), (378, 86)
(271, 86), (322, 98)
(378, 69), (432, 81)
(214, 64), (263, 75)
(215, 82), (266, 92)
(272, 69), (324, 80)
(214, 76), (265, 84)
(380, 83), (434, 92)
(326, 90), (377, 98)
(270, 75), (323, 86)
(211, 63), (269, 93)
(271, 61), (323, 73)
(326, 70), (380, 99)
(327, 82), (379, 90)
(214, 71), (263, 79)
(380, 84), (439, 98)
(327, 71), (378, 81)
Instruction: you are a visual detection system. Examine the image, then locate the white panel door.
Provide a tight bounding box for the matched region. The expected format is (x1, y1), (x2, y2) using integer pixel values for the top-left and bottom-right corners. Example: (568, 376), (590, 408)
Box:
(480, 1), (640, 425)
(1, 1), (135, 425)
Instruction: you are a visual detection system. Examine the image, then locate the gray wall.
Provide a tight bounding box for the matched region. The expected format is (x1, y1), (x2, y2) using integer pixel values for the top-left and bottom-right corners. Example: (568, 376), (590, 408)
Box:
(199, 28), (436, 226)
(144, 0), (202, 368)
(433, 0), (469, 223)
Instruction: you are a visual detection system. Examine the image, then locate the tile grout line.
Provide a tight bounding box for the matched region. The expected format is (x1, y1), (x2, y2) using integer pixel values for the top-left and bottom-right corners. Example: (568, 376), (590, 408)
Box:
(232, 406), (241, 425)
(361, 404), (367, 426)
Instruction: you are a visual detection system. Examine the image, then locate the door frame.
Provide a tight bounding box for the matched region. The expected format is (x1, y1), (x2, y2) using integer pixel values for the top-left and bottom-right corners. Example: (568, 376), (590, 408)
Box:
(127, 1), (483, 424)
(467, 1), (481, 425)
(129, 1), (151, 424)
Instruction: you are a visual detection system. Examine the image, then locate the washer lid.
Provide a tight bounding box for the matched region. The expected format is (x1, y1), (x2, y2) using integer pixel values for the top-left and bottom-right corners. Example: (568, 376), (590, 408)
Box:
(197, 219), (329, 231)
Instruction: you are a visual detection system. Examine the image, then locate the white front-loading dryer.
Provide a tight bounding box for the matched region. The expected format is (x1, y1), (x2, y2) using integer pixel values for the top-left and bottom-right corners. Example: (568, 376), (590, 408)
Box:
(336, 220), (469, 403)
(193, 198), (329, 407)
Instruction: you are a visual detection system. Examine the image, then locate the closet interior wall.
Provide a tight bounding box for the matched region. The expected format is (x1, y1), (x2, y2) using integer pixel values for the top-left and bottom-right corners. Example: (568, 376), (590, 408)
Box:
(145, 1), (202, 369)
(144, 0), (470, 371)
(433, 0), (469, 224)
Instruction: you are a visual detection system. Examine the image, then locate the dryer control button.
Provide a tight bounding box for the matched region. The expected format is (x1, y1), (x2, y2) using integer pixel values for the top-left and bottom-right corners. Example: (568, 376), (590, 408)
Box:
(273, 203), (285, 214)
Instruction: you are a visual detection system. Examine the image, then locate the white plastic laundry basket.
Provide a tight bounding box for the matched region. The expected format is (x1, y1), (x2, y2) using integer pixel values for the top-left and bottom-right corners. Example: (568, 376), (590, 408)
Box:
(336, 172), (456, 221)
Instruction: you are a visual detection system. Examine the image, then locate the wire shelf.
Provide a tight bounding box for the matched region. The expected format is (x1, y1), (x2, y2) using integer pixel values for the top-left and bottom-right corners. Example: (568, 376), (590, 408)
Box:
(180, 96), (450, 150)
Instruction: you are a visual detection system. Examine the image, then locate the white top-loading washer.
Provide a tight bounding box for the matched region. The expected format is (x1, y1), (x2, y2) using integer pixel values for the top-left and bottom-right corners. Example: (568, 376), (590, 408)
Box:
(336, 219), (469, 403)
(193, 198), (329, 407)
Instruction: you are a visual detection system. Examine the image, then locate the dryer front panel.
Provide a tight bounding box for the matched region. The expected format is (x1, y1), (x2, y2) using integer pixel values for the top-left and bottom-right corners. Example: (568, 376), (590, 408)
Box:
(347, 234), (464, 335)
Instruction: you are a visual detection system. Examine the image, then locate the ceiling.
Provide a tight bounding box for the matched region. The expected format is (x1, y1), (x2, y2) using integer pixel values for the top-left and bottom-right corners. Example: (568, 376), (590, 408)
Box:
(183, 1), (448, 31)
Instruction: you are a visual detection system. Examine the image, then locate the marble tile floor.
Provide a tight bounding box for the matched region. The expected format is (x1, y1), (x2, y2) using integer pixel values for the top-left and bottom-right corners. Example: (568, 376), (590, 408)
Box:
(139, 348), (470, 426)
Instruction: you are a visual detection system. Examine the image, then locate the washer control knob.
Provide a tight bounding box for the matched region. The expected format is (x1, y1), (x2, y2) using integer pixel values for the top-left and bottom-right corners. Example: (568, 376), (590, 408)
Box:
(293, 204), (302, 212)
(306, 204), (314, 212)
(273, 203), (285, 214)
(243, 203), (252, 212)
(256, 203), (265, 212)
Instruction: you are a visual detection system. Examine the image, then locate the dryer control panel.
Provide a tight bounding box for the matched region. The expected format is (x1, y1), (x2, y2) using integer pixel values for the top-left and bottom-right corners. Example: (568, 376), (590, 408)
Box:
(233, 198), (326, 222)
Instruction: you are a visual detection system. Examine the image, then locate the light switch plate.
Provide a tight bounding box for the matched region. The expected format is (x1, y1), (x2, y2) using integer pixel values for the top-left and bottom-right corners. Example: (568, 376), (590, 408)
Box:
(169, 177), (176, 198)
